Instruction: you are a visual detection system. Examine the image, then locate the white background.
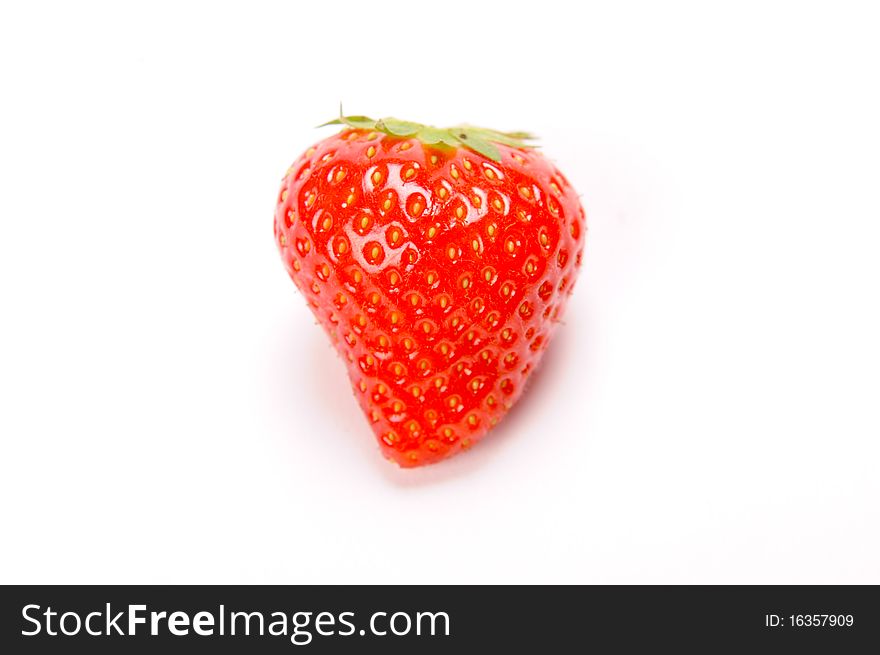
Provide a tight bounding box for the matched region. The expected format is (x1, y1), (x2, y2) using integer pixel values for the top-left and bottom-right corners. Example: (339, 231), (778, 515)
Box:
(1, 1), (878, 584)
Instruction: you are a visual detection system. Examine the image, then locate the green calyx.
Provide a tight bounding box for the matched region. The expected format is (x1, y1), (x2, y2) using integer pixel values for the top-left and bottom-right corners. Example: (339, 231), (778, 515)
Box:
(319, 111), (536, 163)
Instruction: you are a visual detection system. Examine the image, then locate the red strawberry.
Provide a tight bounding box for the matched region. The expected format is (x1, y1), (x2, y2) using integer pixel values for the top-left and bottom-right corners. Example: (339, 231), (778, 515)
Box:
(274, 115), (585, 467)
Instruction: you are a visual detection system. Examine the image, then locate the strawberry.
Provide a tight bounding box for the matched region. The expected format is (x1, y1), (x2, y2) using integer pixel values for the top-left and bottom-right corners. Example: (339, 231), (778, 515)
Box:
(274, 114), (585, 467)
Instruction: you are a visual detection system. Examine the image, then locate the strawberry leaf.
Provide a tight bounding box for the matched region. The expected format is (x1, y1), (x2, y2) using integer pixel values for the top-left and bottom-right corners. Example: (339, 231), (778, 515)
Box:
(340, 115), (378, 129)
(416, 126), (449, 144)
(376, 118), (422, 136)
(478, 131), (530, 148)
(418, 127), (462, 149)
(320, 111), (536, 160)
(500, 130), (537, 140)
(455, 132), (501, 162)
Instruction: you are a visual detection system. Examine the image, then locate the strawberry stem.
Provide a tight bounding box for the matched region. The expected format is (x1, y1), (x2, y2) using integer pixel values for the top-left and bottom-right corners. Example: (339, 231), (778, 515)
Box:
(319, 109), (536, 162)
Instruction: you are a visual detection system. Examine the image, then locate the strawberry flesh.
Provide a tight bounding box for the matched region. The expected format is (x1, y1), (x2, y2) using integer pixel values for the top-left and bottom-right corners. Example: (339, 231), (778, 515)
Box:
(274, 128), (585, 467)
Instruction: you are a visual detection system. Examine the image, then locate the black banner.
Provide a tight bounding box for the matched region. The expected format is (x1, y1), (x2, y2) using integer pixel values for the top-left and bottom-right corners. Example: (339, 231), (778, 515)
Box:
(1, 585), (876, 652)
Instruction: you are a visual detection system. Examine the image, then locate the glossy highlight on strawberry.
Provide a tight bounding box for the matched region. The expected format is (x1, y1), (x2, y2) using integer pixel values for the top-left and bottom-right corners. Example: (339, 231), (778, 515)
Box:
(274, 115), (585, 467)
